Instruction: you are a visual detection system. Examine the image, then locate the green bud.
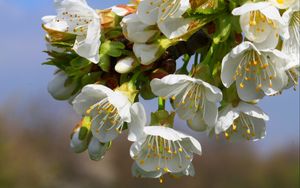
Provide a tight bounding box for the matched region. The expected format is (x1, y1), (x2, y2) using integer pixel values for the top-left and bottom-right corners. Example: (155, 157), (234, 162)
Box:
(150, 110), (176, 127)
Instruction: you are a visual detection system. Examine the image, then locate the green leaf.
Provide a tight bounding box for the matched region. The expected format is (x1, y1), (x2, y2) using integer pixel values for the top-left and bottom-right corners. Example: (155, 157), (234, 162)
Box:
(70, 57), (90, 69)
(100, 40), (125, 57)
(99, 54), (111, 72)
(213, 16), (232, 44)
(81, 72), (102, 86)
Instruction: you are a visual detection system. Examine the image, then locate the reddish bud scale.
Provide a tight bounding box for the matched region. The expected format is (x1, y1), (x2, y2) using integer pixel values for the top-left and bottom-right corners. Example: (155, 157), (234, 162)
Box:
(161, 59), (176, 74)
(206, 22), (216, 34)
(150, 69), (169, 80)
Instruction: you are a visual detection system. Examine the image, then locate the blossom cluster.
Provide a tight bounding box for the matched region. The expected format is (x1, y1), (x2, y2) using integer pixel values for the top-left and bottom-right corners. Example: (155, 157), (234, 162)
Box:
(42, 0), (299, 182)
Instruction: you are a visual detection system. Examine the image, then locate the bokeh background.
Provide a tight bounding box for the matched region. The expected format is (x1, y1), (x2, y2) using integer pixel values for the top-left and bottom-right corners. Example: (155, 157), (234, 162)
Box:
(0, 0), (299, 188)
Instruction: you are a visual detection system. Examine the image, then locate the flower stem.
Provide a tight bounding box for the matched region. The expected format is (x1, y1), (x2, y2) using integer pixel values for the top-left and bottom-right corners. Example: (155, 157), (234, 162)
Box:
(182, 54), (190, 68)
(158, 97), (165, 110)
(194, 53), (199, 66)
(129, 70), (141, 88)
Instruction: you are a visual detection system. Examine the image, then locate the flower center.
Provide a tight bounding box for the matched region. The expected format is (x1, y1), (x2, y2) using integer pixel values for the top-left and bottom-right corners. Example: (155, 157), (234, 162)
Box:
(276, 0), (284, 4)
(56, 11), (93, 34)
(145, 0), (182, 22)
(249, 11), (277, 29)
(173, 84), (205, 112)
(224, 114), (256, 140)
(134, 135), (191, 171)
(86, 98), (124, 134)
(234, 50), (276, 92)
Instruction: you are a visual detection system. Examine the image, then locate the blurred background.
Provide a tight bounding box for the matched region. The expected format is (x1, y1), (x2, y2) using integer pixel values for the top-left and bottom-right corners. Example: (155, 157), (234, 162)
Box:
(0, 0), (299, 188)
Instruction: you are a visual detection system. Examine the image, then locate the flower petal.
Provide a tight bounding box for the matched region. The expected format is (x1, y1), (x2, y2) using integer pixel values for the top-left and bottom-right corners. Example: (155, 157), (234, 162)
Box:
(108, 91), (132, 122)
(143, 126), (182, 141)
(150, 74), (192, 98)
(72, 84), (113, 116)
(128, 103), (147, 142)
(238, 102), (269, 121)
(158, 17), (190, 39)
(215, 105), (239, 134)
(137, 0), (159, 25)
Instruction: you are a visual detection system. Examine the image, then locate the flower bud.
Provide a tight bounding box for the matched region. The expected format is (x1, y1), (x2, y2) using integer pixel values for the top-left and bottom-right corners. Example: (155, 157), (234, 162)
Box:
(97, 9), (120, 31)
(150, 110), (175, 127)
(88, 137), (110, 161)
(115, 57), (137, 74)
(48, 71), (77, 101)
(115, 82), (139, 103)
(150, 68), (169, 80)
(161, 59), (176, 74)
(140, 80), (156, 100)
(70, 128), (88, 153)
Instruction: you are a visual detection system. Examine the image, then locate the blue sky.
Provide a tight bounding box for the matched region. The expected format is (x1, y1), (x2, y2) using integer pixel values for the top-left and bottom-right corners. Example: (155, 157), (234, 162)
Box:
(0, 0), (299, 154)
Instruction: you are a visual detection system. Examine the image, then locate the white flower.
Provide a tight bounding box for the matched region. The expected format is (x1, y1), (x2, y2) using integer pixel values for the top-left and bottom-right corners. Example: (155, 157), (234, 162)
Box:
(221, 41), (289, 102)
(48, 71), (77, 100)
(42, 0), (101, 63)
(121, 13), (160, 43)
(131, 162), (163, 178)
(232, 2), (288, 49)
(121, 13), (172, 65)
(70, 127), (88, 153)
(150, 75), (223, 131)
(88, 137), (110, 161)
(131, 162), (195, 179)
(269, 0), (296, 9)
(285, 65), (299, 89)
(72, 84), (138, 142)
(282, 3), (300, 69)
(115, 57), (137, 74)
(137, 0), (191, 39)
(215, 102), (269, 141)
(130, 126), (201, 174)
(133, 43), (163, 65)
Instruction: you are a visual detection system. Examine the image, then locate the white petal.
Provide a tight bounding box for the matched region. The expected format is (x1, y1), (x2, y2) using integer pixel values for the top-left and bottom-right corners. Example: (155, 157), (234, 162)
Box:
(48, 71), (77, 100)
(131, 162), (163, 178)
(143, 126), (182, 141)
(112, 6), (129, 16)
(137, 0), (160, 25)
(150, 74), (193, 98)
(236, 76), (265, 102)
(115, 57), (135, 74)
(122, 14), (159, 43)
(73, 19), (101, 63)
(203, 100), (219, 127)
(198, 80), (223, 102)
(221, 42), (256, 88)
(91, 115), (121, 142)
(232, 2), (270, 16)
(108, 91), (132, 122)
(133, 43), (161, 65)
(128, 103), (147, 142)
(88, 137), (108, 161)
(72, 84), (113, 116)
(158, 17), (190, 39)
(179, 134), (202, 155)
(238, 102), (269, 121)
(158, 0), (190, 19)
(249, 117), (267, 141)
(70, 130), (88, 153)
(174, 164), (195, 177)
(253, 29), (279, 49)
(215, 105), (239, 134)
(187, 114), (208, 132)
